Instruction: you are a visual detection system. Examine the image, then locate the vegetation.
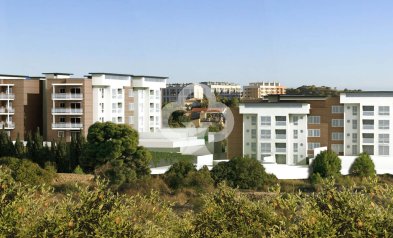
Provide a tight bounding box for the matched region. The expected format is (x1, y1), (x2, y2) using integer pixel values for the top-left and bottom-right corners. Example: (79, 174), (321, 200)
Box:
(350, 152), (376, 177)
(150, 151), (197, 167)
(286, 85), (361, 96)
(211, 156), (277, 189)
(310, 150), (342, 178)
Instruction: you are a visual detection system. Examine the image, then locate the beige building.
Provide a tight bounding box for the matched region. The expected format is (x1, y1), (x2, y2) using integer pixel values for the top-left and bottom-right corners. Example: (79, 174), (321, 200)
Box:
(0, 74), (42, 140)
(243, 82), (286, 99)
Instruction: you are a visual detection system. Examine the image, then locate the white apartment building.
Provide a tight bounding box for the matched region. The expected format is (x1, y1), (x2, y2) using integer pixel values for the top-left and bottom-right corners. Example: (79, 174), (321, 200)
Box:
(200, 81), (242, 98)
(239, 103), (310, 165)
(162, 83), (204, 104)
(90, 73), (167, 133)
(341, 92), (393, 157)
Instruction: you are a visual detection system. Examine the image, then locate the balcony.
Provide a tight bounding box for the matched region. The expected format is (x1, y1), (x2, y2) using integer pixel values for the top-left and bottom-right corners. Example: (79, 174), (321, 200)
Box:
(52, 108), (83, 115)
(363, 111), (374, 116)
(276, 121), (286, 126)
(0, 107), (15, 114)
(52, 93), (83, 100)
(363, 138), (374, 143)
(0, 122), (15, 129)
(0, 93), (15, 100)
(52, 123), (83, 130)
(276, 148), (287, 153)
(150, 108), (155, 114)
(363, 125), (374, 130)
(276, 134), (287, 139)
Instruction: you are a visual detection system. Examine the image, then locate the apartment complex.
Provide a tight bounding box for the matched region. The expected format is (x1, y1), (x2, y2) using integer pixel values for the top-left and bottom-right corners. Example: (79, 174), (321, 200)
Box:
(1, 72), (167, 142)
(0, 74), (42, 140)
(162, 83), (204, 104)
(200, 81), (242, 98)
(243, 82), (286, 99)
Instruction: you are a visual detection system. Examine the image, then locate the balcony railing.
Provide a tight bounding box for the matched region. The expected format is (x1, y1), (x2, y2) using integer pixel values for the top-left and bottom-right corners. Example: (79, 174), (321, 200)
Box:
(276, 148), (287, 153)
(276, 134), (286, 139)
(363, 111), (374, 116)
(52, 123), (83, 129)
(363, 138), (374, 143)
(363, 125), (374, 130)
(52, 108), (83, 114)
(0, 107), (14, 113)
(0, 94), (15, 100)
(0, 122), (15, 129)
(52, 93), (83, 100)
(276, 121), (286, 126)
(150, 108), (155, 114)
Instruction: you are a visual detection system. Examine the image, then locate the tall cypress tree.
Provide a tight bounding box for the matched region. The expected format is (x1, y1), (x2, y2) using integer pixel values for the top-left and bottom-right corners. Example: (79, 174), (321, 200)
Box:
(31, 128), (44, 166)
(14, 133), (25, 159)
(56, 138), (69, 172)
(0, 128), (13, 157)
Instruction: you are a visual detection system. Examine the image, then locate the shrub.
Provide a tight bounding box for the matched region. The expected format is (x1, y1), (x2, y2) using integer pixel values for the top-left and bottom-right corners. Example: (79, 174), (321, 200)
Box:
(95, 159), (137, 190)
(310, 150), (341, 178)
(184, 166), (214, 192)
(0, 157), (55, 185)
(163, 160), (196, 189)
(211, 156), (277, 189)
(350, 152), (376, 177)
(73, 165), (85, 174)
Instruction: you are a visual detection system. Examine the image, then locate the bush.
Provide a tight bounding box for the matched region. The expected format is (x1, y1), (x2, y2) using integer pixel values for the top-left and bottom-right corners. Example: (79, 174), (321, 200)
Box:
(184, 166), (214, 192)
(163, 160), (196, 189)
(211, 156), (277, 189)
(310, 150), (341, 178)
(0, 157), (55, 185)
(73, 165), (85, 174)
(95, 159), (137, 190)
(350, 152), (376, 177)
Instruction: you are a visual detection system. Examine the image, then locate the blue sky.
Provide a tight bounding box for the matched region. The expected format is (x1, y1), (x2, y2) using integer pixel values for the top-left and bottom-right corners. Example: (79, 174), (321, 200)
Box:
(1, 0), (393, 90)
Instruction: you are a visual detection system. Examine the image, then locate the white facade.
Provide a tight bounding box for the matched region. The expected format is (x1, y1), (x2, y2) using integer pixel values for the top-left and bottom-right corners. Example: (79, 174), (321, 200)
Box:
(341, 92), (393, 157)
(200, 81), (242, 98)
(91, 73), (166, 133)
(239, 103), (310, 165)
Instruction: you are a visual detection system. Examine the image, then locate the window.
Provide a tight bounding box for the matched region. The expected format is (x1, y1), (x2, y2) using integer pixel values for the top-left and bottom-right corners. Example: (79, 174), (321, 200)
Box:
(293, 116), (299, 125)
(293, 143), (298, 153)
(352, 120), (358, 129)
(363, 145), (374, 155)
(352, 106), (358, 116)
(261, 143), (271, 153)
(59, 88), (66, 93)
(363, 106), (374, 116)
(59, 117), (65, 123)
(308, 143), (321, 150)
(363, 119), (374, 130)
(362, 133), (374, 143)
(128, 89), (134, 97)
(331, 144), (344, 153)
(128, 103), (134, 111)
(71, 117), (81, 124)
(276, 129), (286, 139)
(293, 130), (298, 139)
(331, 119), (344, 127)
(308, 116), (320, 124)
(332, 105), (344, 113)
(352, 133), (358, 143)
(308, 129), (320, 137)
(101, 88), (105, 98)
(251, 129), (257, 139)
(332, 132), (344, 141)
(260, 116), (271, 125)
(379, 120), (390, 129)
(379, 145), (389, 156)
(70, 88), (81, 94)
(251, 142), (257, 152)
(251, 116), (257, 125)
(352, 145), (358, 155)
(71, 103), (81, 109)
(379, 106), (390, 115)
(379, 134), (389, 144)
(128, 116), (134, 124)
(57, 131), (64, 138)
(59, 102), (65, 108)
(260, 130), (271, 139)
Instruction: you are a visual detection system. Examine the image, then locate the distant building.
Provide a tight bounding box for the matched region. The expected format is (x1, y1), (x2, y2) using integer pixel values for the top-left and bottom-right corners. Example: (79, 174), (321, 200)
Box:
(243, 82), (286, 99)
(200, 81), (242, 98)
(162, 83), (204, 104)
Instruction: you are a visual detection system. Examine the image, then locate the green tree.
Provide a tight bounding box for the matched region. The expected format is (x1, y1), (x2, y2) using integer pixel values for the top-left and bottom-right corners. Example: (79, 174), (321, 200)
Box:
(349, 152), (375, 177)
(0, 129), (14, 157)
(211, 156), (277, 189)
(69, 132), (85, 171)
(164, 160), (197, 189)
(56, 138), (70, 172)
(310, 150), (342, 178)
(184, 166), (214, 192)
(81, 122), (139, 170)
(29, 128), (44, 166)
(14, 133), (25, 159)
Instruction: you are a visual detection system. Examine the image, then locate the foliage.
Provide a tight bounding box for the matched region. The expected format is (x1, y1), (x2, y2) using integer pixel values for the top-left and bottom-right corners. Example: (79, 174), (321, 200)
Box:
(168, 110), (191, 128)
(350, 152), (376, 177)
(211, 156), (277, 189)
(184, 166), (214, 192)
(14, 134), (25, 159)
(0, 129), (14, 157)
(73, 165), (84, 174)
(150, 151), (197, 167)
(286, 85), (361, 96)
(0, 157), (55, 185)
(164, 160), (197, 189)
(310, 150), (342, 178)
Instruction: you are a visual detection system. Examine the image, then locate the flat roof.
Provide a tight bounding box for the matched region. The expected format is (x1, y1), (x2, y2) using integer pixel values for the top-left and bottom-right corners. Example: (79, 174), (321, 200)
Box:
(88, 72), (133, 77)
(0, 74), (29, 78)
(342, 91), (393, 97)
(132, 75), (168, 79)
(42, 73), (74, 76)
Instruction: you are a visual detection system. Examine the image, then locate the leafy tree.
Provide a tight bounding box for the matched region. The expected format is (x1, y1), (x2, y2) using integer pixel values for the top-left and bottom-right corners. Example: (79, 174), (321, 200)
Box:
(164, 160), (197, 189)
(184, 166), (214, 192)
(81, 122), (139, 170)
(310, 150), (342, 178)
(56, 138), (70, 172)
(14, 133), (25, 159)
(96, 159), (137, 190)
(349, 152), (375, 177)
(211, 156), (277, 189)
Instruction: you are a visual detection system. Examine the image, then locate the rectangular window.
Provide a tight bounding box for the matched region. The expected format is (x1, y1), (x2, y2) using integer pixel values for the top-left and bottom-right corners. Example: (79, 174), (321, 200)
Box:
(331, 144), (344, 153)
(251, 129), (257, 139)
(332, 132), (344, 141)
(352, 145), (358, 155)
(308, 143), (321, 150)
(293, 143), (298, 153)
(59, 102), (65, 108)
(57, 131), (64, 138)
(128, 116), (134, 124)
(308, 129), (320, 137)
(379, 106), (390, 115)
(59, 88), (66, 93)
(59, 117), (65, 123)
(352, 133), (358, 143)
(128, 103), (134, 111)
(332, 105), (344, 113)
(363, 106), (374, 116)
(260, 116), (271, 126)
(260, 130), (271, 139)
(362, 133), (374, 143)
(352, 120), (358, 129)
(379, 120), (390, 129)
(293, 116), (299, 125)
(293, 130), (298, 139)
(275, 129), (286, 139)
(261, 143), (271, 153)
(379, 134), (389, 144)
(308, 116), (320, 124)
(379, 145), (389, 156)
(275, 116), (286, 126)
(128, 89), (134, 97)
(363, 145), (374, 155)
(251, 116), (257, 125)
(331, 119), (344, 127)
(251, 142), (257, 152)
(352, 106), (358, 116)
(363, 119), (374, 130)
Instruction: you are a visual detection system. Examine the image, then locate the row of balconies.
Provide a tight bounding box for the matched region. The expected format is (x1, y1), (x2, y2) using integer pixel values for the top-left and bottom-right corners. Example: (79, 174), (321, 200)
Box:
(52, 93), (83, 100)
(52, 123), (83, 129)
(52, 108), (83, 114)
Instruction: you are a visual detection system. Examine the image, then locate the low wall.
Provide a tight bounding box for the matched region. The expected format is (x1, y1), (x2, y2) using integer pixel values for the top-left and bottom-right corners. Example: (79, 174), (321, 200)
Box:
(264, 164), (310, 179)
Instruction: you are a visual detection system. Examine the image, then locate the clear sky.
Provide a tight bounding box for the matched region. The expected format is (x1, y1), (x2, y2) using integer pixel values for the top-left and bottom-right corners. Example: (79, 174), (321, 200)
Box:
(1, 0), (393, 90)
